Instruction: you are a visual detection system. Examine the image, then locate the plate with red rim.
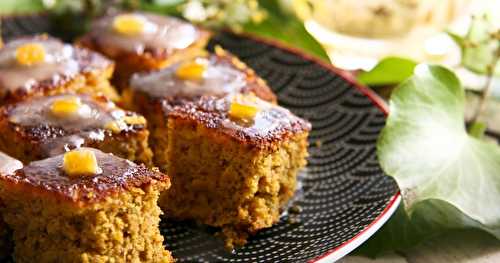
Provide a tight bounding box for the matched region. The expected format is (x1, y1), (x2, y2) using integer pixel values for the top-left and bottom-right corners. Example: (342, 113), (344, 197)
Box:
(1, 16), (400, 263)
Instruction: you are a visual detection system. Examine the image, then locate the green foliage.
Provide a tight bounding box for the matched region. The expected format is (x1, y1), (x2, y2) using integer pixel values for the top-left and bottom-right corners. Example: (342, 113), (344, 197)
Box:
(450, 14), (500, 76)
(357, 57), (417, 86)
(468, 121), (487, 139)
(0, 0), (44, 14)
(366, 64), (500, 256)
(243, 0), (329, 61)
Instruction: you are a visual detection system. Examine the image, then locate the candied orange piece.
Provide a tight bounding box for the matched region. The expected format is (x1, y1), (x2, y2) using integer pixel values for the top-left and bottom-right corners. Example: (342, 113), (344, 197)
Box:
(123, 116), (146, 125)
(63, 149), (102, 177)
(229, 102), (259, 120)
(15, 43), (46, 66)
(175, 61), (207, 81)
(104, 120), (124, 133)
(112, 14), (146, 35)
(50, 97), (82, 118)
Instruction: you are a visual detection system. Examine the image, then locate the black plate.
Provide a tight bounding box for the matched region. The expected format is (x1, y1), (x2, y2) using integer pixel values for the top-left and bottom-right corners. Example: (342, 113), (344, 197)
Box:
(1, 16), (400, 262)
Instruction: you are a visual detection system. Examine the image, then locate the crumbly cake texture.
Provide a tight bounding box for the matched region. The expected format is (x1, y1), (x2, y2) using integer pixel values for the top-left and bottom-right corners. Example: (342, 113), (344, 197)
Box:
(77, 12), (211, 90)
(161, 97), (310, 248)
(128, 48), (277, 171)
(0, 200), (12, 261)
(0, 148), (173, 263)
(0, 35), (118, 105)
(0, 152), (22, 261)
(0, 94), (153, 165)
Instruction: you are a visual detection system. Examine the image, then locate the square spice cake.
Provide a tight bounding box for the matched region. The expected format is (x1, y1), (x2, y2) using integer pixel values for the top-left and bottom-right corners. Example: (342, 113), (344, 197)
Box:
(127, 47), (277, 171)
(0, 35), (118, 105)
(78, 11), (211, 90)
(162, 95), (310, 247)
(0, 93), (153, 165)
(0, 148), (173, 262)
(0, 151), (23, 261)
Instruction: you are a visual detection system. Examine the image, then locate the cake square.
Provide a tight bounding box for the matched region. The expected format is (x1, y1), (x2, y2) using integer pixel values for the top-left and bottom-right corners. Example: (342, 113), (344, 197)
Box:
(162, 95), (310, 247)
(127, 47), (277, 171)
(0, 148), (173, 262)
(78, 12), (211, 90)
(0, 93), (153, 165)
(0, 35), (118, 105)
(0, 151), (22, 261)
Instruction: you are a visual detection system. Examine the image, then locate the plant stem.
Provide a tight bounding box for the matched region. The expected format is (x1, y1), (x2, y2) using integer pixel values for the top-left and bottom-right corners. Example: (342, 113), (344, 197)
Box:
(471, 45), (500, 123)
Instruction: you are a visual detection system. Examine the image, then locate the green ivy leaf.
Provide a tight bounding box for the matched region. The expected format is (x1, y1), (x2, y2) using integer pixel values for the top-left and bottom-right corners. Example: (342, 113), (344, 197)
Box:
(461, 15), (500, 76)
(377, 64), (500, 242)
(355, 198), (500, 257)
(243, 0), (329, 61)
(446, 30), (465, 51)
(357, 57), (417, 86)
(0, 0), (44, 14)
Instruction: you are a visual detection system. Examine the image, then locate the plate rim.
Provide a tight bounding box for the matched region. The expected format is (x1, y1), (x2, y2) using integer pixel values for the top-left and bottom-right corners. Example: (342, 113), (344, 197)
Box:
(226, 32), (402, 262)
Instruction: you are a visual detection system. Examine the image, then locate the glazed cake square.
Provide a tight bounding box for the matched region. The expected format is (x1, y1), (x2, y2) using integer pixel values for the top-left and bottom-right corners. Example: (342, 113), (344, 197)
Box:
(162, 95), (310, 247)
(78, 12), (211, 90)
(0, 148), (173, 262)
(127, 47), (276, 171)
(0, 35), (118, 105)
(0, 94), (153, 165)
(0, 151), (22, 261)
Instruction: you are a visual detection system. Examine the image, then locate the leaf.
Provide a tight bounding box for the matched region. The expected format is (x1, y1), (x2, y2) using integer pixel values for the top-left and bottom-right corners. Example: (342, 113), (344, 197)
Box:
(468, 121), (487, 139)
(357, 57), (417, 86)
(353, 200), (498, 258)
(446, 30), (465, 51)
(0, 0), (44, 14)
(462, 15), (500, 76)
(243, 0), (329, 61)
(377, 64), (500, 240)
(354, 203), (430, 257)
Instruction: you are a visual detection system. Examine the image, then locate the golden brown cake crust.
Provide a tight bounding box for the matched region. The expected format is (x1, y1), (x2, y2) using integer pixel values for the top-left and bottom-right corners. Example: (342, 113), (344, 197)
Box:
(0, 94), (153, 164)
(0, 148), (169, 205)
(169, 97), (311, 150)
(0, 35), (114, 104)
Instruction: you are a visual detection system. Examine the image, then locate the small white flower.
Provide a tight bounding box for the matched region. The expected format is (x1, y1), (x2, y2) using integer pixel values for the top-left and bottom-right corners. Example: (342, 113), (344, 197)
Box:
(183, 0), (207, 22)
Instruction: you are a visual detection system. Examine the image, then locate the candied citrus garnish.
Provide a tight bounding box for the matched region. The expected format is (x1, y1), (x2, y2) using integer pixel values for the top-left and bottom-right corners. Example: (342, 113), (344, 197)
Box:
(229, 102), (259, 120)
(122, 115), (146, 125)
(104, 120), (124, 133)
(112, 14), (146, 36)
(50, 97), (82, 118)
(15, 43), (46, 66)
(175, 60), (207, 81)
(63, 149), (102, 177)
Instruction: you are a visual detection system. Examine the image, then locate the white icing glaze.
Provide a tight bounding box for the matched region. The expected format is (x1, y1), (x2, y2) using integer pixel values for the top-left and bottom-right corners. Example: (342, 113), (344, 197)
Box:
(41, 130), (105, 157)
(8, 94), (119, 130)
(130, 56), (247, 99)
(0, 38), (80, 95)
(222, 97), (294, 135)
(0, 151), (23, 175)
(7, 94), (137, 157)
(91, 12), (200, 55)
